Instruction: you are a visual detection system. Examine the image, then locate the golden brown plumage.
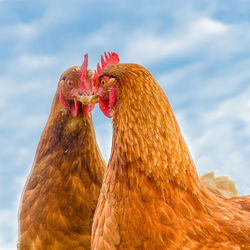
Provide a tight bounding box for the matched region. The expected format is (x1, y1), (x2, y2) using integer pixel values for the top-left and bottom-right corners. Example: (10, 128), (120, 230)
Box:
(18, 66), (105, 250)
(92, 63), (250, 249)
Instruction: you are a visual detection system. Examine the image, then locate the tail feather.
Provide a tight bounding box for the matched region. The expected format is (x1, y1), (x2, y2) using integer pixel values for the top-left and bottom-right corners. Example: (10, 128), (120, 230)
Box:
(201, 171), (238, 198)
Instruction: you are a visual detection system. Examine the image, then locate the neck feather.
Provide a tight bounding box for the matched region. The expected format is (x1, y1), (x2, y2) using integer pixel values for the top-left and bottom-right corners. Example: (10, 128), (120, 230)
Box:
(33, 89), (105, 184)
(110, 69), (202, 194)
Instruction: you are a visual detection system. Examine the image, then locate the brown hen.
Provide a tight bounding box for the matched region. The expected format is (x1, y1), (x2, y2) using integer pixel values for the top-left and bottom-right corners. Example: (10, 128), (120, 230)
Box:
(18, 55), (105, 250)
(91, 63), (250, 250)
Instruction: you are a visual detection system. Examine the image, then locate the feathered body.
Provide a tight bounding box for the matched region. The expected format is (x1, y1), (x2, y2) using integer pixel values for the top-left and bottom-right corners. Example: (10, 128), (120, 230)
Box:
(92, 63), (250, 249)
(18, 65), (105, 249)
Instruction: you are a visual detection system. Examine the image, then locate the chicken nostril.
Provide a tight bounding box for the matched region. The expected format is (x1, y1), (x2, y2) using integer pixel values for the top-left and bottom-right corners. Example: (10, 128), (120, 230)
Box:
(78, 91), (86, 96)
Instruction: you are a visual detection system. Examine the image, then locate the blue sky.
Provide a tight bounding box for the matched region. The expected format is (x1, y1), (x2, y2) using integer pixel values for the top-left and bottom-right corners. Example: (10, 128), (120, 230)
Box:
(1, 0), (250, 248)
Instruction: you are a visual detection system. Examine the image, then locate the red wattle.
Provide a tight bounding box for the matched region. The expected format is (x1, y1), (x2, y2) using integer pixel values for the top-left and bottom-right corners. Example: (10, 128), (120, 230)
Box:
(70, 97), (79, 117)
(88, 104), (94, 113)
(99, 97), (112, 118)
(59, 91), (70, 109)
(83, 104), (94, 118)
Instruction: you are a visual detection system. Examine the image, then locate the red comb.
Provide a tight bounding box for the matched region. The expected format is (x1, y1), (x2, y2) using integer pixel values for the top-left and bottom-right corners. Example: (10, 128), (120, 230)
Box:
(78, 54), (88, 91)
(93, 52), (120, 86)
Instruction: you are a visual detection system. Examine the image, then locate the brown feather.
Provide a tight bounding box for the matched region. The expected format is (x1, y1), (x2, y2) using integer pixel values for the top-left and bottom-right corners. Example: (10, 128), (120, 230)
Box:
(18, 67), (105, 250)
(92, 63), (250, 249)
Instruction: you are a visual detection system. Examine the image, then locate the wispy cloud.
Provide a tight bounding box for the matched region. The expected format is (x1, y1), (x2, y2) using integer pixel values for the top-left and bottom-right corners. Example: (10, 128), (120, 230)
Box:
(92, 108), (112, 162)
(14, 55), (58, 71)
(121, 18), (229, 64)
(0, 175), (24, 250)
(0, 22), (38, 41)
(157, 57), (250, 107)
(175, 85), (250, 194)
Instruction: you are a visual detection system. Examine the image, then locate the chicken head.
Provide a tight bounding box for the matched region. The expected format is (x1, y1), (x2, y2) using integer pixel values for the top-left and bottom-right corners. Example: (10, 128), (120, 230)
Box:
(59, 54), (95, 117)
(92, 52), (120, 118)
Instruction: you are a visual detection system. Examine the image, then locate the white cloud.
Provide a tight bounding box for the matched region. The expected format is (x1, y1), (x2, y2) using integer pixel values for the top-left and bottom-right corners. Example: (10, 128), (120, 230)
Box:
(176, 86), (250, 195)
(0, 208), (18, 250)
(0, 237), (16, 250)
(0, 22), (38, 41)
(84, 24), (121, 48)
(0, 99), (5, 109)
(158, 61), (205, 88)
(92, 108), (113, 162)
(191, 18), (228, 34)
(121, 18), (229, 65)
(156, 54), (250, 110)
(15, 55), (58, 71)
(0, 161), (30, 250)
(0, 193), (22, 250)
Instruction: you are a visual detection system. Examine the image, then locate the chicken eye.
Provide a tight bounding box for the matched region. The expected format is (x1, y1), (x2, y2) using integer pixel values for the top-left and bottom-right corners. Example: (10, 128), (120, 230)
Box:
(67, 81), (73, 88)
(101, 79), (105, 86)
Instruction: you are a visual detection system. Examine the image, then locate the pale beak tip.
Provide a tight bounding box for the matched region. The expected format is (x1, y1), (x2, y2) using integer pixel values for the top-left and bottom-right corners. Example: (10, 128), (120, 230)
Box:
(90, 95), (99, 105)
(77, 95), (89, 105)
(77, 94), (98, 105)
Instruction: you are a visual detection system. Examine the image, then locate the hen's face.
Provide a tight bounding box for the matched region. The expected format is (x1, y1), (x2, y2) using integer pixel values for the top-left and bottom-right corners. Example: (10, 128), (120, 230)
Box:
(58, 54), (95, 118)
(95, 76), (118, 118)
(91, 52), (120, 118)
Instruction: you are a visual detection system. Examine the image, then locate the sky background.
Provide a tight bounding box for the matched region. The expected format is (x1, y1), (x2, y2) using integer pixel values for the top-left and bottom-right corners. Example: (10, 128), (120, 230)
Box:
(1, 0), (250, 249)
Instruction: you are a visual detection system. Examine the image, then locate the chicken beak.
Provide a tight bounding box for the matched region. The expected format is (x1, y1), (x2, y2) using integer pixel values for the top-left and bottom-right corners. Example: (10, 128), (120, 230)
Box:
(107, 78), (116, 89)
(89, 95), (99, 105)
(77, 94), (98, 105)
(77, 95), (90, 105)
